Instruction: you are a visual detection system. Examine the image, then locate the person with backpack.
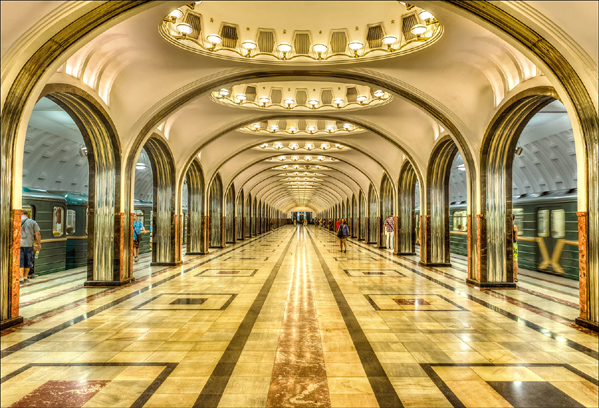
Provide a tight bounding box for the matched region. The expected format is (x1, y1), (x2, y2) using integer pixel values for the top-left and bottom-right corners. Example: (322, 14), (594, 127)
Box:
(20, 212), (41, 283)
(337, 218), (350, 252)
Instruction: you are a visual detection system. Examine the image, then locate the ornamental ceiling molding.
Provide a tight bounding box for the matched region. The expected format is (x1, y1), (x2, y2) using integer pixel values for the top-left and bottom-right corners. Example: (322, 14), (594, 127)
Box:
(160, 2), (443, 65)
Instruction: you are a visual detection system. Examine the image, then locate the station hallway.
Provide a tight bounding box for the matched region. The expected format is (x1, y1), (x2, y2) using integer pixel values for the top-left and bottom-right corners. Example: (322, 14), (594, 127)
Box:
(1, 225), (597, 408)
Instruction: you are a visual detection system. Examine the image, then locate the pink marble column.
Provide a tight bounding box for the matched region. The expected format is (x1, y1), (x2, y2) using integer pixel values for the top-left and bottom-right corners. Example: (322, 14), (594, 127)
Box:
(10, 209), (23, 319)
(577, 211), (588, 320)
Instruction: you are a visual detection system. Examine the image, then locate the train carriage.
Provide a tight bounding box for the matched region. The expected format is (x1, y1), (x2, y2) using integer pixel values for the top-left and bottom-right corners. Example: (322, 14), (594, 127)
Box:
(22, 188), (67, 275)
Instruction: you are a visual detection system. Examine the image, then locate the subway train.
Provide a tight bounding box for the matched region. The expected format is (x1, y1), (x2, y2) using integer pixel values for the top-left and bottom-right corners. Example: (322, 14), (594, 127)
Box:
(21, 188), (189, 276)
(416, 189), (579, 280)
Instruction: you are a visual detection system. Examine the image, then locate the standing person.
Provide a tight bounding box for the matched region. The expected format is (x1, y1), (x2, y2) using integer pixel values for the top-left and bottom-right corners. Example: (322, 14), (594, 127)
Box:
(513, 214), (519, 282)
(132, 214), (146, 262)
(336, 218), (341, 232)
(303, 218), (307, 227)
(384, 213), (394, 250)
(293, 218), (297, 226)
(20, 211), (41, 283)
(337, 219), (350, 252)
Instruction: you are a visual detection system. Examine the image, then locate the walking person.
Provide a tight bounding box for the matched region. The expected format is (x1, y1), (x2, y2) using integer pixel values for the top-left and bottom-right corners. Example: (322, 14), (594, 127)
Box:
(337, 219), (350, 252)
(384, 213), (394, 250)
(20, 211), (41, 283)
(513, 214), (519, 282)
(132, 214), (146, 262)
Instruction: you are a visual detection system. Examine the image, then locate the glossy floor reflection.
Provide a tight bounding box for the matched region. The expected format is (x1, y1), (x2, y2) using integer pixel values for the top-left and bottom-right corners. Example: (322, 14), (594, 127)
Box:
(1, 226), (597, 408)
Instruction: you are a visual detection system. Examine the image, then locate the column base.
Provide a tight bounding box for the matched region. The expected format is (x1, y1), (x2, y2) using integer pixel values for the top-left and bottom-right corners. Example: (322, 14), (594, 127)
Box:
(420, 261), (452, 267)
(150, 261), (183, 266)
(0, 316), (24, 330)
(466, 278), (517, 288)
(358, 238), (365, 241)
(84, 277), (135, 287)
(397, 252), (416, 256)
(575, 317), (599, 332)
(186, 251), (208, 255)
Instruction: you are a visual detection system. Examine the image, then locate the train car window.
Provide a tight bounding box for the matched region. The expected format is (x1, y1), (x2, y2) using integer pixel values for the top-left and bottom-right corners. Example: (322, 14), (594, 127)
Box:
(513, 208), (524, 236)
(22, 204), (34, 220)
(551, 209), (566, 238)
(538, 209), (549, 237)
(53, 206), (65, 237)
(66, 209), (76, 235)
(452, 211), (467, 231)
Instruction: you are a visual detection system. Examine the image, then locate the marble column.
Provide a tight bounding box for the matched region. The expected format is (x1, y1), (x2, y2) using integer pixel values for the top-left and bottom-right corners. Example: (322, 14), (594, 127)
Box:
(1, 209), (24, 330)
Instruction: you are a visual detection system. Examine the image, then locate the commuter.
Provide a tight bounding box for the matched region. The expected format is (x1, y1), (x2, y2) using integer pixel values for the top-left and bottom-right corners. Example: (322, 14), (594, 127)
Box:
(337, 219), (350, 252)
(336, 218), (341, 231)
(132, 214), (146, 262)
(384, 213), (394, 250)
(513, 214), (519, 282)
(293, 218), (297, 226)
(303, 218), (307, 226)
(20, 212), (41, 283)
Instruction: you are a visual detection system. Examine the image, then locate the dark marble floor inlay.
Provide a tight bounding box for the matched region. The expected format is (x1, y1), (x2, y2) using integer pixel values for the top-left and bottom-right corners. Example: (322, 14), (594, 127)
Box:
(169, 298), (207, 305)
(394, 298), (430, 306)
(267, 229), (330, 407)
(10, 380), (108, 408)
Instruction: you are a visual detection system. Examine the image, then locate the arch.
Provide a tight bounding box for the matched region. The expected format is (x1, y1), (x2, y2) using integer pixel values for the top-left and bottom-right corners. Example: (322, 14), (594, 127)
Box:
(359, 190), (366, 241)
(397, 160), (418, 255)
(225, 184), (235, 243)
(33, 85), (124, 289)
(184, 158), (207, 255)
(237, 189), (244, 240)
(143, 135), (178, 265)
(367, 184), (378, 244)
(208, 172), (224, 248)
(351, 194), (358, 238)
(245, 193), (252, 238)
(379, 173), (394, 249)
(421, 136), (459, 267)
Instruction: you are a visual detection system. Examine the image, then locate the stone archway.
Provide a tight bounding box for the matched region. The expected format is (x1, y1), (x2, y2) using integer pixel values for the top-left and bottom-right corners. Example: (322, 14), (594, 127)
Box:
(397, 160), (418, 256)
(208, 173), (224, 248)
(184, 159), (207, 255)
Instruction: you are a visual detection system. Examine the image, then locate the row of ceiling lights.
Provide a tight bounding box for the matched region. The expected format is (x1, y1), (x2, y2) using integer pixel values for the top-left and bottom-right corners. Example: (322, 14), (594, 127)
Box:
(170, 9), (435, 59)
(260, 142), (343, 150)
(272, 155), (332, 161)
(250, 122), (357, 133)
(217, 88), (388, 108)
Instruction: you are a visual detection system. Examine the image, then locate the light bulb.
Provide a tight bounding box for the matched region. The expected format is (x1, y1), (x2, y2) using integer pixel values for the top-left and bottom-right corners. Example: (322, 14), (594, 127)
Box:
(382, 35), (398, 45)
(333, 97), (344, 106)
(419, 10), (434, 21)
(236, 94), (246, 101)
(357, 95), (368, 103)
(169, 9), (183, 19)
(176, 23), (193, 35)
(411, 24), (427, 35)
(241, 40), (257, 50)
(313, 43), (328, 54)
(277, 42), (292, 53)
(308, 99), (319, 107)
(259, 96), (270, 106)
(348, 41), (364, 51)
(206, 34), (223, 45)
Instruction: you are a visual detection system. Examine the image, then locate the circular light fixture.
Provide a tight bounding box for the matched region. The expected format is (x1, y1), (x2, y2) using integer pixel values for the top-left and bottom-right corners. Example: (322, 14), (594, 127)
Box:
(241, 40), (257, 50)
(288, 126), (297, 134)
(305, 142), (314, 149)
(282, 165), (289, 169)
(206, 34), (223, 45)
(317, 156), (325, 161)
(236, 94), (246, 101)
(136, 163), (147, 170)
(325, 126), (334, 133)
(348, 40), (364, 51)
(410, 24), (427, 35)
(308, 99), (319, 108)
(274, 142), (283, 149)
(343, 123), (352, 130)
(259, 143), (268, 149)
(306, 127), (316, 134)
(357, 95), (368, 103)
(382, 35), (398, 45)
(259, 96), (270, 106)
(278, 156), (286, 161)
(252, 123), (261, 130)
(333, 97), (344, 107)
(313, 43), (328, 54)
(169, 9), (183, 19)
(219, 88), (229, 96)
(291, 156), (299, 161)
(419, 10), (434, 21)
(305, 156), (312, 161)
(270, 124), (279, 132)
(176, 23), (193, 35)
(277, 42), (292, 53)
(374, 90), (385, 98)
(284, 98), (295, 107)
(289, 142), (299, 149)
(335, 144), (343, 149)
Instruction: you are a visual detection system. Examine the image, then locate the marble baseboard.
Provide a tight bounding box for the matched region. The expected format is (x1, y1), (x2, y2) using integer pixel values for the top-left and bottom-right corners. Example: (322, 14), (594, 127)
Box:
(84, 277), (135, 287)
(466, 278), (517, 288)
(0, 316), (24, 330)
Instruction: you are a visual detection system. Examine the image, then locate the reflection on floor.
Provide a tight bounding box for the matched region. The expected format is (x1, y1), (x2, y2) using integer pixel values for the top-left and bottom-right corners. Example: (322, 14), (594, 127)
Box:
(1, 226), (597, 408)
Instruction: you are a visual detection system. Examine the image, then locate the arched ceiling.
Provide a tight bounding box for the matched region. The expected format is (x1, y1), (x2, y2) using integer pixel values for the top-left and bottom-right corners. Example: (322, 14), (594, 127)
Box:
(5, 1), (596, 215)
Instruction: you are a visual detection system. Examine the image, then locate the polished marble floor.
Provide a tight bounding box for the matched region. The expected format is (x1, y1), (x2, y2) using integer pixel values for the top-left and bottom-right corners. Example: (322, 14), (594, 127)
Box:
(1, 226), (597, 408)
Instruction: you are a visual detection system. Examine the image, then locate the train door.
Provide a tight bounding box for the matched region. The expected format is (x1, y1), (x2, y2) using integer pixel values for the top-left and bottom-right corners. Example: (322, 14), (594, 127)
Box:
(536, 206), (566, 274)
